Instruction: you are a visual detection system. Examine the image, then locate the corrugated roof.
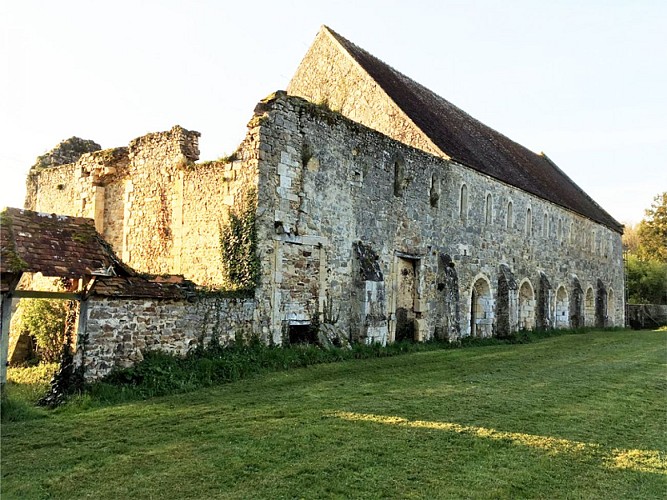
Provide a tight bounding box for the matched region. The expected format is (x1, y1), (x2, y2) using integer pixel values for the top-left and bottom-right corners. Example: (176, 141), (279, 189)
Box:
(323, 26), (622, 233)
(0, 207), (127, 280)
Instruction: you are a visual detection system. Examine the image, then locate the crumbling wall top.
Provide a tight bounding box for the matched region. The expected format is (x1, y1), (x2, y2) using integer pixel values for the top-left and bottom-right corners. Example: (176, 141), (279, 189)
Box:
(129, 125), (201, 163)
(31, 137), (101, 171)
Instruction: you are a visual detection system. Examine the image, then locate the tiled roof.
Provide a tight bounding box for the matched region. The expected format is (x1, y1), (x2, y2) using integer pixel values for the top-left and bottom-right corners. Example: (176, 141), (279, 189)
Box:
(0, 207), (127, 281)
(92, 275), (196, 299)
(324, 26), (622, 233)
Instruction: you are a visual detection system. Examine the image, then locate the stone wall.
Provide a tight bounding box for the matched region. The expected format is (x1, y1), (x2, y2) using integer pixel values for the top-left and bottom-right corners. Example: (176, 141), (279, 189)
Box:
(26, 146), (130, 239)
(288, 28), (441, 158)
(81, 295), (255, 380)
(252, 95), (625, 343)
(122, 127), (200, 274)
(627, 304), (667, 329)
(179, 129), (260, 288)
(26, 93), (625, 349)
(26, 125), (260, 288)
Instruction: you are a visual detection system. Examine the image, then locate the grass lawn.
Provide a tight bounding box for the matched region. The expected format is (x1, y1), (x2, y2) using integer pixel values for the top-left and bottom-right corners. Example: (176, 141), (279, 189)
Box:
(1, 329), (666, 499)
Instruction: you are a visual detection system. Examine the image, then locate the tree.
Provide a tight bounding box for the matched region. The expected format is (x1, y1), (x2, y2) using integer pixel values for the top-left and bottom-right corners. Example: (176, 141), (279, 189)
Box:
(624, 192), (667, 305)
(637, 192), (667, 262)
(626, 254), (667, 304)
(622, 223), (640, 254)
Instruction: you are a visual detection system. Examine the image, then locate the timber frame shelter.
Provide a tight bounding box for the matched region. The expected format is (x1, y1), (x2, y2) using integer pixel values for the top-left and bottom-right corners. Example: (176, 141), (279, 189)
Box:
(0, 208), (124, 383)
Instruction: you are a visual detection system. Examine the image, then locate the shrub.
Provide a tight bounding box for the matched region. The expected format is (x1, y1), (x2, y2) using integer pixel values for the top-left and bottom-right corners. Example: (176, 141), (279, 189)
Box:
(12, 299), (67, 363)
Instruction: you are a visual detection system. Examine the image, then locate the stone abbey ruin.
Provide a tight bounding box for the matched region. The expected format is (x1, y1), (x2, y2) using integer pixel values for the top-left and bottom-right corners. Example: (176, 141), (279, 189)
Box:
(1, 26), (624, 380)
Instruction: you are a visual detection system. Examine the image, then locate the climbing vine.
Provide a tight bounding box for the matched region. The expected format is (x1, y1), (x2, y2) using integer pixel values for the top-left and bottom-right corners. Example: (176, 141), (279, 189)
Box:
(218, 187), (259, 292)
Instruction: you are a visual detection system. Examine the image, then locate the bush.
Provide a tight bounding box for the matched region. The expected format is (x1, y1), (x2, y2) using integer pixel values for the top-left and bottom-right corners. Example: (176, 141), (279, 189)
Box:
(50, 326), (624, 408)
(12, 299), (68, 363)
(626, 254), (667, 304)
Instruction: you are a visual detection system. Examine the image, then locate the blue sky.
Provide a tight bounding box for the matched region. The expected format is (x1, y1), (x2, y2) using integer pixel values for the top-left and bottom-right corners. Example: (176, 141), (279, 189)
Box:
(1, 0), (665, 225)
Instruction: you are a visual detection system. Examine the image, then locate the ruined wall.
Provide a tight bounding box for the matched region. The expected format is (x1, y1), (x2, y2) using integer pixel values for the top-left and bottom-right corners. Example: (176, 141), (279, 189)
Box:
(252, 95), (625, 343)
(27, 125), (261, 288)
(27, 147), (130, 246)
(81, 295), (255, 380)
(27, 93), (625, 347)
(122, 127), (200, 274)
(287, 28), (441, 158)
(179, 130), (260, 288)
(27, 164), (79, 214)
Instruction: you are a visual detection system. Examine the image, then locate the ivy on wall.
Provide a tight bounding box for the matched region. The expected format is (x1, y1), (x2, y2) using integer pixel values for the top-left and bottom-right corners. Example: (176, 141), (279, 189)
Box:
(218, 188), (259, 292)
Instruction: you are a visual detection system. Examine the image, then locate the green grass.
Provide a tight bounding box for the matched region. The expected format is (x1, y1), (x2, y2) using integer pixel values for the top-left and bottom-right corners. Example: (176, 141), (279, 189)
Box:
(2, 330), (666, 498)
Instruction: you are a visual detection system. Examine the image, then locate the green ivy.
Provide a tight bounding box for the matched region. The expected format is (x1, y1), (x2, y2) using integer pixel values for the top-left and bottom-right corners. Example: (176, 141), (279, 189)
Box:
(218, 188), (259, 292)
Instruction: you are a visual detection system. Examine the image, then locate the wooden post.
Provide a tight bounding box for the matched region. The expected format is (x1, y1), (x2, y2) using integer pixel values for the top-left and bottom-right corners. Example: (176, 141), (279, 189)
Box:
(1, 293), (13, 384)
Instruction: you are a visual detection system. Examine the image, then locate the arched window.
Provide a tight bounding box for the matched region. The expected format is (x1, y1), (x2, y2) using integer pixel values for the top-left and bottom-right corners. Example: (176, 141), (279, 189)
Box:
(429, 174), (440, 208)
(485, 193), (492, 225)
(558, 218), (563, 242)
(459, 184), (468, 221)
(393, 160), (404, 197)
(569, 221), (574, 244)
(506, 201), (513, 229)
(543, 213), (548, 237)
(525, 207), (532, 236)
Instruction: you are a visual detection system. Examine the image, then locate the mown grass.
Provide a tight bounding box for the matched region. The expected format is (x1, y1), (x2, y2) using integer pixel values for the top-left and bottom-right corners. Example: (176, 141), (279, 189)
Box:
(2, 329), (666, 498)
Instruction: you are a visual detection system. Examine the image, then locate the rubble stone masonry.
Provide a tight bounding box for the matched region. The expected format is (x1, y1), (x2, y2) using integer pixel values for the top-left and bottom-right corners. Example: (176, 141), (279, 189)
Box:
(82, 295), (254, 380)
(25, 93), (624, 378)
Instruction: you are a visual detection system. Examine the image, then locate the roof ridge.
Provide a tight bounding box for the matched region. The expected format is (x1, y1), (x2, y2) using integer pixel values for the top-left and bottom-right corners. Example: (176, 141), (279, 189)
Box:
(319, 26), (622, 233)
(319, 25), (444, 158)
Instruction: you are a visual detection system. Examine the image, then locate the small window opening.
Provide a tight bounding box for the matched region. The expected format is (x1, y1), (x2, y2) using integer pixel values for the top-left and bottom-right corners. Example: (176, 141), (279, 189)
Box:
(525, 208), (532, 236)
(506, 201), (513, 229)
(430, 174), (440, 208)
(394, 161), (404, 197)
(459, 184), (468, 221)
(485, 194), (492, 225)
(288, 324), (317, 345)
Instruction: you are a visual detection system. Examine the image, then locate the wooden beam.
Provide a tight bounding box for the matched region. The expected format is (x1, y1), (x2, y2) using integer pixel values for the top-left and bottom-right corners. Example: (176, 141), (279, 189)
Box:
(11, 290), (81, 300)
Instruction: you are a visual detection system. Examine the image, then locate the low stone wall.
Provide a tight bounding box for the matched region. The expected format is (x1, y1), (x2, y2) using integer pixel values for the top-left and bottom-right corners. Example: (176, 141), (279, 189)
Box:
(80, 295), (255, 380)
(627, 304), (667, 329)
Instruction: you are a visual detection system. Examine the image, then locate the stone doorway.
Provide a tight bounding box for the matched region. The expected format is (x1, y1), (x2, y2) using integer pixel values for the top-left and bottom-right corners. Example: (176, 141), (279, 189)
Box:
(395, 257), (417, 342)
(571, 277), (584, 328)
(518, 280), (535, 331)
(555, 286), (569, 329)
(584, 287), (595, 326)
(470, 277), (493, 338)
(595, 279), (607, 328)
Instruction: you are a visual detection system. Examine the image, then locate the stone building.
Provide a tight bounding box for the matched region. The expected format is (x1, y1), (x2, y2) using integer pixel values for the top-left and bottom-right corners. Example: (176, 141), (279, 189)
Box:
(15, 26), (624, 376)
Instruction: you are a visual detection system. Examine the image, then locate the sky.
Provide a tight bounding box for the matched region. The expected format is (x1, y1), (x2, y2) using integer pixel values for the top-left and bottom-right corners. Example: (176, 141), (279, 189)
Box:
(1, 0), (665, 226)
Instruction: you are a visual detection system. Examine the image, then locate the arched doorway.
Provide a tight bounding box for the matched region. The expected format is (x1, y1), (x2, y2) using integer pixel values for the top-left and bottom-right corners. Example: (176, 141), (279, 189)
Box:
(584, 287), (595, 327)
(537, 272), (553, 329)
(571, 277), (584, 328)
(435, 254), (460, 341)
(518, 280), (535, 331)
(470, 277), (493, 338)
(595, 279), (607, 328)
(555, 286), (569, 329)
(395, 257), (417, 342)
(497, 264), (517, 338)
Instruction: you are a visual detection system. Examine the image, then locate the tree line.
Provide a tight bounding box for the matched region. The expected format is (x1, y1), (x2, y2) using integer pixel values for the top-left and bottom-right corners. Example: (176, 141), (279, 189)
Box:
(622, 192), (667, 304)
